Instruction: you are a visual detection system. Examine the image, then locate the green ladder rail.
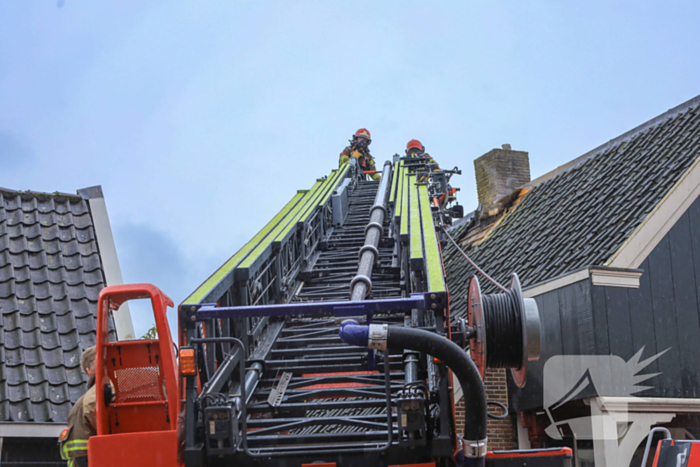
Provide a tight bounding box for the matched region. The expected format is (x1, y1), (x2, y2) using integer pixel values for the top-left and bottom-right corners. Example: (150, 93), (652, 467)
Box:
(183, 165), (350, 305)
(182, 191), (306, 305)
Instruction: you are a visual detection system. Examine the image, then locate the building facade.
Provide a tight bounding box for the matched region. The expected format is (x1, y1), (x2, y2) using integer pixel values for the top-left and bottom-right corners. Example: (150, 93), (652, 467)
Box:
(445, 94), (700, 466)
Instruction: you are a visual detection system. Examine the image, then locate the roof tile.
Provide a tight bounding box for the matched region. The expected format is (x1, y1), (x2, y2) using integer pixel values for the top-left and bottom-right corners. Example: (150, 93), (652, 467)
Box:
(10, 400), (31, 421)
(8, 383), (29, 402)
(38, 314), (57, 333)
(50, 401), (71, 422)
(30, 383), (49, 403)
(6, 366), (27, 384)
(55, 314), (76, 334)
(42, 348), (64, 368)
(0, 264), (12, 282)
(22, 331), (41, 350)
(45, 367), (66, 385)
(62, 347), (81, 368)
(67, 384), (84, 403)
(65, 367), (84, 386)
(49, 384), (68, 404)
(40, 331), (60, 350)
(29, 251), (47, 269)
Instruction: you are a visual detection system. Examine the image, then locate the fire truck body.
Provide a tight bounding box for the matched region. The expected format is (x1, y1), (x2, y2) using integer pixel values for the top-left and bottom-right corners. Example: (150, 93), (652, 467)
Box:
(88, 157), (551, 466)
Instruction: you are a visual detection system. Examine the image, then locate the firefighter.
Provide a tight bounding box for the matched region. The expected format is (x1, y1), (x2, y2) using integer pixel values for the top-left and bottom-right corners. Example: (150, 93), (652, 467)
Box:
(406, 139), (440, 169)
(339, 128), (381, 180)
(59, 346), (97, 466)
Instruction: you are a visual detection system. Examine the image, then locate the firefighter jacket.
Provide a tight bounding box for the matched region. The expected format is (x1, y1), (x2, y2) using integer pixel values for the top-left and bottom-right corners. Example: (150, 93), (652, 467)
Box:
(407, 151), (439, 169)
(60, 374), (97, 465)
(339, 147), (381, 180)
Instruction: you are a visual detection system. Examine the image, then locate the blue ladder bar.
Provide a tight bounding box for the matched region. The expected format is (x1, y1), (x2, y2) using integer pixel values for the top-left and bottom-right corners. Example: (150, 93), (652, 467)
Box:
(195, 293), (440, 321)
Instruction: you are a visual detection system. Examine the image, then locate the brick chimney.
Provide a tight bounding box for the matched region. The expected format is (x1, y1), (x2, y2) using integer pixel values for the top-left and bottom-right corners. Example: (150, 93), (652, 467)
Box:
(474, 144), (530, 210)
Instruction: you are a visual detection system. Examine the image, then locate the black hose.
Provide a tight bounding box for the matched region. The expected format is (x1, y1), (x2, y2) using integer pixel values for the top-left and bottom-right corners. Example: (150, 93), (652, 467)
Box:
(385, 326), (487, 444)
(482, 288), (523, 368)
(487, 400), (508, 420)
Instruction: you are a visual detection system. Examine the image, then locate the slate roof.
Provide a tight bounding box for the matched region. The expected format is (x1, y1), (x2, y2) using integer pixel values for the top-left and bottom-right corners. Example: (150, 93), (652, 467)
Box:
(445, 95), (700, 319)
(0, 187), (108, 423)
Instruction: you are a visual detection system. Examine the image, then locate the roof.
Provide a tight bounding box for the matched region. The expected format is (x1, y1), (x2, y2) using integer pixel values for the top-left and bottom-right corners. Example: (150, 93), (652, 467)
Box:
(445, 94), (700, 318)
(0, 187), (111, 423)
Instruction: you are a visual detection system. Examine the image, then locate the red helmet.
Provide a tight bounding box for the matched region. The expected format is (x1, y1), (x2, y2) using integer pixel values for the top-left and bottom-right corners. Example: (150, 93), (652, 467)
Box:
(354, 128), (371, 141)
(406, 139), (424, 153)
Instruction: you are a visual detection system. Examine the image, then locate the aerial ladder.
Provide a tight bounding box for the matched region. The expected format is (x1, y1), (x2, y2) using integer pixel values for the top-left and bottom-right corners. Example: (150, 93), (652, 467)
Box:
(174, 154), (550, 467)
(88, 154), (559, 466)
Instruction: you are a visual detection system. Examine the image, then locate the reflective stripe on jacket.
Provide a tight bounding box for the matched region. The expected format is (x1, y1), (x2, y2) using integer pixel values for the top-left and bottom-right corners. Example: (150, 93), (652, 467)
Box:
(60, 375), (96, 461)
(407, 151), (439, 169)
(60, 438), (88, 461)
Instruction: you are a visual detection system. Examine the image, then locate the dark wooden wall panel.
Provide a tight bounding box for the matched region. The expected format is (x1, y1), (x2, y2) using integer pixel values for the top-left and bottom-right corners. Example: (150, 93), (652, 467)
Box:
(558, 285), (581, 355)
(539, 290), (564, 358)
(690, 196), (700, 318)
(590, 285), (610, 354)
(645, 236), (683, 396)
(627, 257), (660, 376)
(604, 286), (634, 359)
(668, 210), (700, 397)
(572, 280), (595, 354)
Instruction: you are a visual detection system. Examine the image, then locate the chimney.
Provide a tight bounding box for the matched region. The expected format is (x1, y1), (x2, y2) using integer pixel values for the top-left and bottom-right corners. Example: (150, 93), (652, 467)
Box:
(474, 144), (530, 210)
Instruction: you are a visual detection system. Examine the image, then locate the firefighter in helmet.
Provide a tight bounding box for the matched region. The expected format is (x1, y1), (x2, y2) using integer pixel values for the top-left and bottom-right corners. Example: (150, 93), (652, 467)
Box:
(406, 139), (439, 169)
(59, 346), (97, 466)
(339, 128), (381, 180)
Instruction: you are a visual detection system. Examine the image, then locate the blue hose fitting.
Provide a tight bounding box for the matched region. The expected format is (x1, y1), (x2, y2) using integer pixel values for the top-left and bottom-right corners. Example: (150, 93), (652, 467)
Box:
(339, 322), (369, 347)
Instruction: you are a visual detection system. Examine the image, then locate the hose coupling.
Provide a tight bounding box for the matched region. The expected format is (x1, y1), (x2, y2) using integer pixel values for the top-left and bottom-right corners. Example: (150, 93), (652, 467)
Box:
(461, 437), (488, 458)
(367, 324), (388, 351)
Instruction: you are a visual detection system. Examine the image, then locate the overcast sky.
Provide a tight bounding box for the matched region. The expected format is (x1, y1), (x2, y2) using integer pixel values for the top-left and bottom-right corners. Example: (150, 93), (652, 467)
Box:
(2, 1), (699, 337)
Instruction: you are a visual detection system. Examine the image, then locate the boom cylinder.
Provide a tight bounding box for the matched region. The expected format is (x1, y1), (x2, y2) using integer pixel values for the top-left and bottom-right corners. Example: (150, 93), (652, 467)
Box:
(235, 361), (263, 409)
(350, 160), (393, 301)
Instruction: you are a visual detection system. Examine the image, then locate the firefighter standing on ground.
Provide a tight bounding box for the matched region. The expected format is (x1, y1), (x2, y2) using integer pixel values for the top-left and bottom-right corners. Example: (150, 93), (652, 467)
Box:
(405, 139), (439, 169)
(59, 346), (97, 466)
(339, 128), (381, 180)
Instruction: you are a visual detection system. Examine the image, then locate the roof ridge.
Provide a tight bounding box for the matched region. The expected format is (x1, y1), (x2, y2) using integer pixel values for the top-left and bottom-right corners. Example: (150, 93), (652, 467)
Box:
(527, 93), (700, 188)
(0, 187), (82, 201)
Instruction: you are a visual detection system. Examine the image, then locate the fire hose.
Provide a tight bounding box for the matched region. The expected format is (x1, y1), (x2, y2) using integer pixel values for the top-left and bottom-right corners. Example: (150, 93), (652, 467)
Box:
(340, 323), (488, 467)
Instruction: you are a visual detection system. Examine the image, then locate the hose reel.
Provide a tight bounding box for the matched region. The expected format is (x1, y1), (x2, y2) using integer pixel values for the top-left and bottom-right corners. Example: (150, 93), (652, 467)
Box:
(466, 273), (541, 388)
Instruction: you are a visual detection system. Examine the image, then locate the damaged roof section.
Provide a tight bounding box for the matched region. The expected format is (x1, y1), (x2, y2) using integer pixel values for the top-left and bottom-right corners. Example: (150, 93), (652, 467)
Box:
(458, 187), (530, 249)
(0, 187), (113, 423)
(445, 95), (700, 318)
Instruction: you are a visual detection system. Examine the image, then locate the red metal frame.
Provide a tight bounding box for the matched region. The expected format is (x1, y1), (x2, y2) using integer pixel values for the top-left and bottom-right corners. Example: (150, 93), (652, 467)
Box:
(89, 283), (180, 466)
(467, 276), (486, 380)
(486, 447), (573, 459)
(437, 238), (458, 456)
(652, 439), (700, 467)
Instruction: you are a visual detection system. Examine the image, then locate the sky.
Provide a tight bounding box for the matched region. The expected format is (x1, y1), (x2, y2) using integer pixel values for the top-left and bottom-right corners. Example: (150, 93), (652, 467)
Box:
(2, 1), (699, 337)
